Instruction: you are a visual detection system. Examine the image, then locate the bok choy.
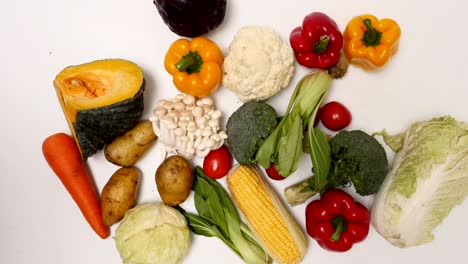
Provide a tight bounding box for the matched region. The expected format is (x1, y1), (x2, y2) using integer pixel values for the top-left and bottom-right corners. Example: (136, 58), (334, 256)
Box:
(176, 167), (271, 264)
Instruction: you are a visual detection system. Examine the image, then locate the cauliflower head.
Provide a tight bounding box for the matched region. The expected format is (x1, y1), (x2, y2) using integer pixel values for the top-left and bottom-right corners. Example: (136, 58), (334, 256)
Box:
(222, 26), (295, 101)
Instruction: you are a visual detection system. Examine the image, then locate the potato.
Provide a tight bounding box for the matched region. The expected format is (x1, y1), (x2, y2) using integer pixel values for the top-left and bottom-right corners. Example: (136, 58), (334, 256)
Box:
(101, 167), (140, 226)
(156, 155), (193, 206)
(105, 120), (157, 167)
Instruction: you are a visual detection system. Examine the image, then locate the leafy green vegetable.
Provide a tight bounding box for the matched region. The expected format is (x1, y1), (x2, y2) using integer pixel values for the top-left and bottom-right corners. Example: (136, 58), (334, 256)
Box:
(308, 125), (331, 190)
(176, 208), (240, 255)
(176, 167), (271, 264)
(371, 116), (468, 248)
(192, 174), (228, 236)
(256, 71), (332, 177)
(277, 111), (303, 175)
(114, 203), (190, 264)
(284, 130), (388, 206)
(373, 130), (405, 152)
(226, 101), (278, 166)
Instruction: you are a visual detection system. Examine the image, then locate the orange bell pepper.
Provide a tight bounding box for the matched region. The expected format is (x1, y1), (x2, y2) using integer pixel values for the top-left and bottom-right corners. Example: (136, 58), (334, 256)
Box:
(164, 37), (223, 97)
(343, 14), (401, 70)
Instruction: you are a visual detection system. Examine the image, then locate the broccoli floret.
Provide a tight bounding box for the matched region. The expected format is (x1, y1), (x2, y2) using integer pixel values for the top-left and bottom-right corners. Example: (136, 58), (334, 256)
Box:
(226, 101), (278, 165)
(329, 130), (388, 196)
(285, 130), (389, 206)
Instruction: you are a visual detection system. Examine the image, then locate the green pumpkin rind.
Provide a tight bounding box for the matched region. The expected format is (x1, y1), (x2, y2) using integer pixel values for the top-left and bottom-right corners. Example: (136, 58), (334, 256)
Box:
(74, 83), (145, 159)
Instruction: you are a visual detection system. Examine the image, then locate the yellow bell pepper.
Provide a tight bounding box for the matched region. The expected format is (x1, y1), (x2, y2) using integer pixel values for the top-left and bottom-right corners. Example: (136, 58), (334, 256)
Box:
(343, 14), (401, 70)
(164, 37), (223, 97)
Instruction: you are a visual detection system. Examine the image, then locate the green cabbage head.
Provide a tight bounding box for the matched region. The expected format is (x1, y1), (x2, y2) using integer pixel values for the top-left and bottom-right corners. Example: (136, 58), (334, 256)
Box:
(114, 203), (190, 264)
(371, 116), (468, 247)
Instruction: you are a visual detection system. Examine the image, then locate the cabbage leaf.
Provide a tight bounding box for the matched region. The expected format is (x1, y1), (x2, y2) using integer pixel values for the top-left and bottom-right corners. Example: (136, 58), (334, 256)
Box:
(114, 203), (190, 264)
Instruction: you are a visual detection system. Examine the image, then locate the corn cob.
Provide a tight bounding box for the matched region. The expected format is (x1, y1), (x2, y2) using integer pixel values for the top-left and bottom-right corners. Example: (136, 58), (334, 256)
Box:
(227, 165), (307, 264)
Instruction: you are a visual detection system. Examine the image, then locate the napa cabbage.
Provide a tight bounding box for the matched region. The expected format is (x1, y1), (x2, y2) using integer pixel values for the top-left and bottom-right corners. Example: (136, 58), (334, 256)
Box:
(371, 116), (468, 247)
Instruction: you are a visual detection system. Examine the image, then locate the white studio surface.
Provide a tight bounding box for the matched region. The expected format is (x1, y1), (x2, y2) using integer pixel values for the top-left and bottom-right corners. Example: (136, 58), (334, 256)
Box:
(2, 0), (468, 263)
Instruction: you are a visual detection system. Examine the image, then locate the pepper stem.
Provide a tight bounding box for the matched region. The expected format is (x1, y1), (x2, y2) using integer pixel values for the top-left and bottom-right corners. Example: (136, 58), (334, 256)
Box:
(313, 36), (330, 55)
(330, 216), (347, 241)
(175, 51), (203, 74)
(362, 19), (382, 47)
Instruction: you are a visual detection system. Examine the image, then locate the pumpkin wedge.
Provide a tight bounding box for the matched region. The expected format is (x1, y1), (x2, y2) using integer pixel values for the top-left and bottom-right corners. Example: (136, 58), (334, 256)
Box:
(53, 59), (145, 159)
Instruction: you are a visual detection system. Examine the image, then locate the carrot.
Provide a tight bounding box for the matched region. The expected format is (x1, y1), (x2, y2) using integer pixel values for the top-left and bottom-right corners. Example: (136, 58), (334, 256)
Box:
(42, 133), (110, 239)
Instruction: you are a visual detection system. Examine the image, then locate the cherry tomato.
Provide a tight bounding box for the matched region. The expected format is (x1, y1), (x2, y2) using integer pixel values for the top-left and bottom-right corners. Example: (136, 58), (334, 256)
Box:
(203, 145), (232, 179)
(320, 101), (352, 131)
(265, 163), (286, 181)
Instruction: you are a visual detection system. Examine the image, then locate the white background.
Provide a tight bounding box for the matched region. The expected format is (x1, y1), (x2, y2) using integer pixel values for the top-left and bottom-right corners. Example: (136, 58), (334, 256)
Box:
(2, 0), (468, 263)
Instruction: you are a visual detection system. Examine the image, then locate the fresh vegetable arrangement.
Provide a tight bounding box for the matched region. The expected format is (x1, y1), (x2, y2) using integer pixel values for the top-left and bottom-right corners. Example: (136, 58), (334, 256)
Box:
(203, 145), (233, 179)
(343, 14), (401, 70)
(41, 2), (468, 264)
(177, 167), (271, 264)
(101, 167), (140, 227)
(104, 120), (157, 167)
(153, 0), (227, 37)
(156, 155), (194, 206)
(319, 101), (352, 131)
(115, 203), (190, 264)
(290, 12), (343, 70)
(53, 59), (145, 159)
(226, 101), (278, 166)
(150, 93), (227, 158)
(227, 165), (308, 264)
(42, 133), (110, 239)
(372, 116), (468, 247)
(222, 26), (295, 101)
(305, 189), (370, 252)
(285, 130), (388, 206)
(256, 71), (332, 178)
(164, 37), (223, 97)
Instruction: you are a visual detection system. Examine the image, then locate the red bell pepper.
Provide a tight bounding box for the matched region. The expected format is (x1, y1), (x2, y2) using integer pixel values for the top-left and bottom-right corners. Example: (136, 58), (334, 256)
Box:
(305, 188), (369, 252)
(290, 12), (343, 69)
